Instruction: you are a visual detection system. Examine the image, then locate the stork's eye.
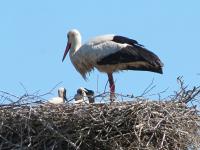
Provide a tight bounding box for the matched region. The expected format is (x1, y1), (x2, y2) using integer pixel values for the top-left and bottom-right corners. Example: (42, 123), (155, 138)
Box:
(71, 33), (75, 37)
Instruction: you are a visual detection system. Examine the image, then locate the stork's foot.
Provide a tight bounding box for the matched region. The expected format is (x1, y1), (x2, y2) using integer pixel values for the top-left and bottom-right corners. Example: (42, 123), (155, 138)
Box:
(110, 93), (116, 102)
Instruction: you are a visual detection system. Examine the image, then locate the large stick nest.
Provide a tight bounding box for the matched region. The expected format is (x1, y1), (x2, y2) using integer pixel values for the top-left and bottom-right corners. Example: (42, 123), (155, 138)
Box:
(0, 78), (200, 150)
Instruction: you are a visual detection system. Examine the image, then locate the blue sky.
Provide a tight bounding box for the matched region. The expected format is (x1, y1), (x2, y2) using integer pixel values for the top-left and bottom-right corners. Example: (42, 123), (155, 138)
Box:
(0, 0), (200, 100)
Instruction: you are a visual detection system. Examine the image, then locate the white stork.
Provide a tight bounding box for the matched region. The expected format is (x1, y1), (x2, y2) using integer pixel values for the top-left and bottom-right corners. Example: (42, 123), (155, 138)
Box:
(62, 29), (163, 101)
(48, 87), (67, 104)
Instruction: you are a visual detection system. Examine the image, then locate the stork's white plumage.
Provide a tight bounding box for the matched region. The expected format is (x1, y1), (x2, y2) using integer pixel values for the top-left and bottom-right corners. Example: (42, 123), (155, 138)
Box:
(48, 87), (67, 104)
(62, 29), (163, 101)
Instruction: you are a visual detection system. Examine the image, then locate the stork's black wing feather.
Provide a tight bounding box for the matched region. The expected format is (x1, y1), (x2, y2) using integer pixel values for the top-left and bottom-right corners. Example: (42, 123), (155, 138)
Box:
(112, 35), (144, 47)
(97, 46), (145, 64)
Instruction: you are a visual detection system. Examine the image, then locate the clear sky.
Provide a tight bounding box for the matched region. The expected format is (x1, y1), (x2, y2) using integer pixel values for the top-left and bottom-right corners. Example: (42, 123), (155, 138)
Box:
(0, 0), (200, 101)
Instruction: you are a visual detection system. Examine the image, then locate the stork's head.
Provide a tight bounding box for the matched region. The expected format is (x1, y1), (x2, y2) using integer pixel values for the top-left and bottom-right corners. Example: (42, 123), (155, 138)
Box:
(58, 87), (67, 100)
(62, 29), (81, 62)
(76, 87), (88, 96)
(75, 87), (95, 103)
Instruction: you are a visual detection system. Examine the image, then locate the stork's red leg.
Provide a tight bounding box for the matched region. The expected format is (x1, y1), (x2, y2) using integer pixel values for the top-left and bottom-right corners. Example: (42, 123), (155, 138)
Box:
(107, 73), (115, 101)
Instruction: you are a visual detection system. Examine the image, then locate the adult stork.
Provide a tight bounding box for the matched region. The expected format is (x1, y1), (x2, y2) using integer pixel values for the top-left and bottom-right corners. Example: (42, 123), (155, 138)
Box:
(62, 29), (163, 101)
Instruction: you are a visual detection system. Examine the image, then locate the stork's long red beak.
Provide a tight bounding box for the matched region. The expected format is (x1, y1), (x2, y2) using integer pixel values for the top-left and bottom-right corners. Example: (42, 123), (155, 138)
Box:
(62, 43), (71, 62)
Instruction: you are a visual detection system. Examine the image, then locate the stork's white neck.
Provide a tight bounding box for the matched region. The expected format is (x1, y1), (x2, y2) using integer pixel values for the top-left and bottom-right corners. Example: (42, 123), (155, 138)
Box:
(70, 34), (82, 56)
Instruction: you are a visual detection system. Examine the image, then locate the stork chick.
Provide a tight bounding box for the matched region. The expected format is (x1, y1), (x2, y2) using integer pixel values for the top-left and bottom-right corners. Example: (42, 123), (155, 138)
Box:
(74, 87), (94, 104)
(48, 87), (67, 104)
